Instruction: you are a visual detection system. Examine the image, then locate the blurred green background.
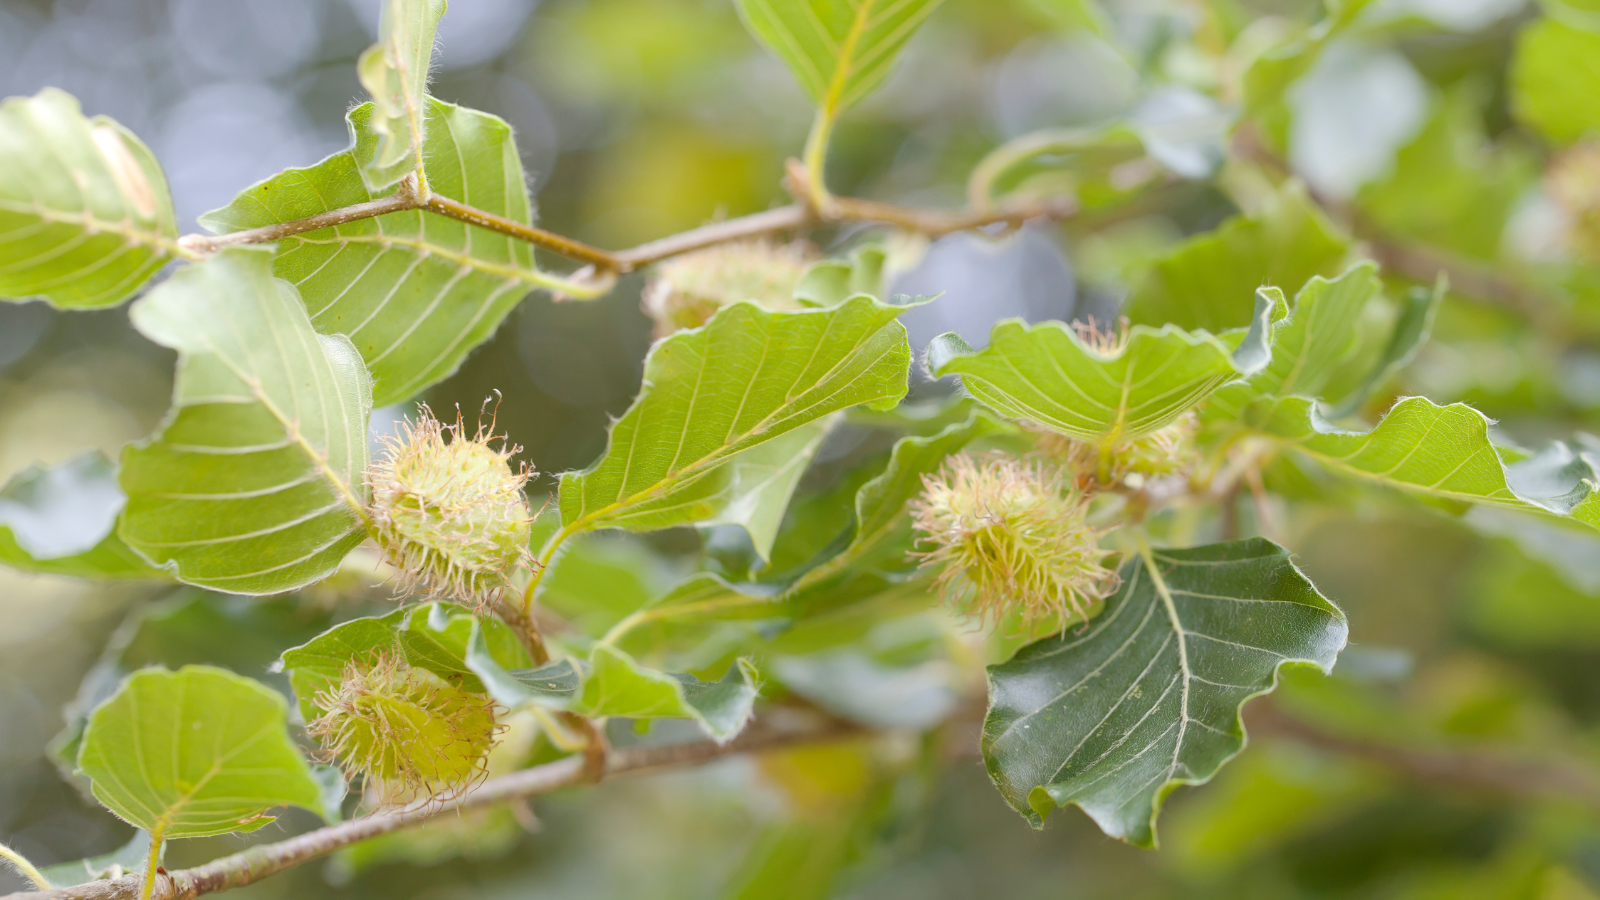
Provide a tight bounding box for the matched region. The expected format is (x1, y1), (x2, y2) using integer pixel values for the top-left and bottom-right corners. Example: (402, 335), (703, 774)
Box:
(9, 0), (1600, 897)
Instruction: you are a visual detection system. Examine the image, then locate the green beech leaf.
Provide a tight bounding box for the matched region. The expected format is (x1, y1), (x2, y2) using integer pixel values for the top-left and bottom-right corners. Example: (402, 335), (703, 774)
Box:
(795, 244), (886, 307)
(779, 412), (998, 613)
(983, 539), (1347, 846)
(77, 665), (322, 840)
(558, 297), (913, 536)
(601, 413), (1000, 647)
(1206, 265), (1383, 419)
(928, 294), (1273, 445)
(279, 603), (531, 721)
(697, 418), (832, 562)
(1124, 187), (1349, 332)
(464, 620), (582, 709)
(1247, 396), (1600, 529)
(117, 246), (373, 594)
(1511, 18), (1600, 145)
(49, 591), (341, 792)
(0, 88), (179, 309)
(356, 0), (446, 189)
(462, 626), (759, 742)
(734, 0), (945, 117)
(0, 452), (162, 579)
(37, 831), (157, 888)
(1326, 277), (1441, 418)
(1247, 264), (1380, 399)
(580, 646), (760, 742)
(200, 99), (545, 406)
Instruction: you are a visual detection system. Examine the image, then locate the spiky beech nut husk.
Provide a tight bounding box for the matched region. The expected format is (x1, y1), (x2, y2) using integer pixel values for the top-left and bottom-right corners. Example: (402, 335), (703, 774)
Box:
(1550, 141), (1600, 260)
(307, 653), (501, 804)
(1073, 316), (1130, 356)
(1038, 412), (1199, 487)
(367, 407), (532, 610)
(911, 454), (1117, 633)
(641, 239), (814, 337)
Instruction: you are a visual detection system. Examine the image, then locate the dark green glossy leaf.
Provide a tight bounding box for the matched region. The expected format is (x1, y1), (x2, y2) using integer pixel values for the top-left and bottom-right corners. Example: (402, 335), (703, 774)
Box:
(983, 539), (1346, 846)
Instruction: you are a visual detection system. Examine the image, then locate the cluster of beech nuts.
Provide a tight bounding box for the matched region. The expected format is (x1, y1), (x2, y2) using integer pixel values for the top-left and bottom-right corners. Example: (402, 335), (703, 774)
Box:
(312, 243), (1200, 803)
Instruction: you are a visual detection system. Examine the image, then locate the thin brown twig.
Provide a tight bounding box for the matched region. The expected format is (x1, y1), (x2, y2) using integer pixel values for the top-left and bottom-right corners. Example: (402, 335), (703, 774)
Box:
(4, 714), (864, 900)
(173, 167), (1078, 282)
(1249, 703), (1600, 809)
(423, 194), (617, 269)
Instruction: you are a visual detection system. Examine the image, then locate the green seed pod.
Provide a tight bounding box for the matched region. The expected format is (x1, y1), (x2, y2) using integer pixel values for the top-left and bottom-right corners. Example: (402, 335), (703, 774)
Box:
(308, 653), (500, 804)
(911, 454), (1117, 633)
(1037, 412), (1199, 488)
(641, 239), (813, 336)
(368, 407), (532, 610)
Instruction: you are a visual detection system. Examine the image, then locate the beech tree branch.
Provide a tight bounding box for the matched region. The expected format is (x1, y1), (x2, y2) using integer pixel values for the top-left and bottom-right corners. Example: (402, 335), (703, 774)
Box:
(3, 714), (863, 900)
(174, 172), (1076, 283)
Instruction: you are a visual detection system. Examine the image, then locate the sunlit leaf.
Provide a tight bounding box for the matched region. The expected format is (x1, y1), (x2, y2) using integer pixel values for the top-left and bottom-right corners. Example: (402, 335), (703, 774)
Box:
(1325, 277), (1441, 418)
(117, 246), (373, 594)
(1248, 396), (1600, 529)
(0, 88), (179, 309)
(1206, 265), (1382, 419)
(601, 413), (999, 648)
(0, 452), (162, 579)
(1511, 17), (1600, 145)
(201, 99), (546, 406)
(983, 539), (1347, 846)
(356, 0), (446, 189)
(49, 591), (339, 792)
(929, 295), (1274, 444)
(77, 665), (322, 840)
(1124, 186), (1349, 332)
(734, 0), (945, 117)
(559, 297), (913, 536)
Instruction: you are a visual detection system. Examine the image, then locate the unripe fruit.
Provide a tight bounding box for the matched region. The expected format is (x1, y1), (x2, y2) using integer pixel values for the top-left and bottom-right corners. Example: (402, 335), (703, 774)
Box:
(367, 407), (532, 611)
(911, 454), (1116, 633)
(1040, 412), (1199, 488)
(308, 654), (500, 804)
(641, 239), (813, 336)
